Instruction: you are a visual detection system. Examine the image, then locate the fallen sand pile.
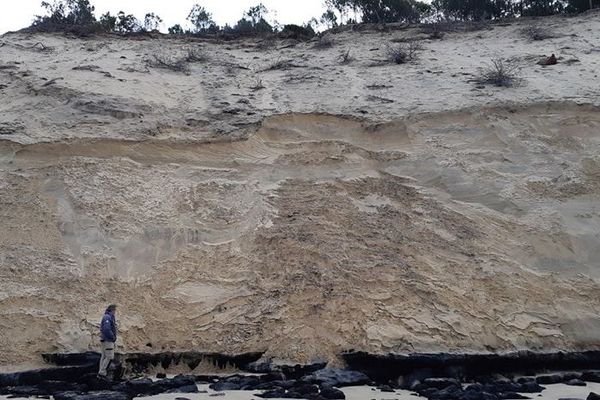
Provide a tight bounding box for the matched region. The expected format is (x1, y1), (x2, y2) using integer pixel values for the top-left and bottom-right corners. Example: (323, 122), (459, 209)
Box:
(0, 11), (599, 366)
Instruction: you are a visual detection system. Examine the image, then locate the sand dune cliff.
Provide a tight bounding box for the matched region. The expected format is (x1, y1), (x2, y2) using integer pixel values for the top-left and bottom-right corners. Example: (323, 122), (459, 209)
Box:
(0, 11), (600, 367)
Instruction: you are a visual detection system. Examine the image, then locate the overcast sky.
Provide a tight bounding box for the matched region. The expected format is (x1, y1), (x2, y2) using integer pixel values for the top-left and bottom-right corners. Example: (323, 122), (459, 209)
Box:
(0, 0), (328, 34)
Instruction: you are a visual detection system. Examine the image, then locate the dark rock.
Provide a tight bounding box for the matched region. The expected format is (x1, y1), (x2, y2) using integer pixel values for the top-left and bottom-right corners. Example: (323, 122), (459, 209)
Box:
(245, 361), (273, 373)
(156, 373), (167, 379)
(429, 384), (463, 400)
(342, 351), (600, 384)
(401, 369), (435, 389)
(254, 382), (284, 391)
(536, 374), (568, 385)
(301, 368), (370, 387)
(3, 386), (48, 397)
(320, 387), (346, 399)
(423, 378), (461, 389)
(39, 380), (87, 392)
(564, 373), (583, 380)
(295, 383), (320, 395)
(257, 389), (304, 398)
(165, 385), (198, 393)
(0, 365), (97, 387)
(515, 378), (536, 384)
(460, 391), (499, 400)
(209, 381), (241, 391)
(421, 387), (442, 398)
(279, 362), (328, 380)
(499, 393), (530, 399)
(378, 384), (395, 392)
(519, 382), (545, 393)
(112, 378), (162, 396)
(466, 384), (484, 391)
(159, 375), (197, 390)
(260, 372), (287, 383)
(479, 381), (542, 394)
(582, 372), (600, 383)
(257, 389), (287, 398)
(53, 391), (131, 400)
(257, 379), (298, 391)
(587, 393), (600, 400)
(228, 375), (260, 390)
(566, 379), (586, 387)
(77, 374), (114, 391)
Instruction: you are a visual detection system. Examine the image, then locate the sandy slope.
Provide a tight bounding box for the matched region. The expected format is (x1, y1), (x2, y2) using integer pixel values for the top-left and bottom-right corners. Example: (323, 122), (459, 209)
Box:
(0, 11), (600, 367)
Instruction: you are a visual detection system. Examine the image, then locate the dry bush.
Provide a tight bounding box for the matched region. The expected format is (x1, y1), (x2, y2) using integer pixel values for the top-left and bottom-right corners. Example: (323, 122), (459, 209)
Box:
(338, 49), (354, 64)
(250, 76), (265, 91)
(475, 58), (521, 87)
(520, 25), (553, 41)
(465, 20), (491, 32)
(264, 58), (300, 71)
(421, 22), (448, 39)
(386, 41), (423, 64)
(185, 47), (208, 62)
(147, 53), (190, 74)
(313, 35), (334, 49)
(256, 37), (277, 51)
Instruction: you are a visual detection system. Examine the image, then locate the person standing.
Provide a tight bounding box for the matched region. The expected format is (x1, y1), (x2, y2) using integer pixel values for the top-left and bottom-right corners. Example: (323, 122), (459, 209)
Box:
(98, 304), (117, 378)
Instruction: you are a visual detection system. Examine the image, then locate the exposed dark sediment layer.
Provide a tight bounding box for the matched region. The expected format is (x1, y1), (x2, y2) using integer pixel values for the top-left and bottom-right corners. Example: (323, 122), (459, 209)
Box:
(342, 350), (600, 383)
(43, 351), (264, 372)
(3, 351), (600, 400)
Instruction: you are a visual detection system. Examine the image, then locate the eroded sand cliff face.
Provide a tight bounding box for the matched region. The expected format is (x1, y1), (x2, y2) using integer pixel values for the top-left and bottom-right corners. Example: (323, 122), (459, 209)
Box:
(0, 11), (599, 366)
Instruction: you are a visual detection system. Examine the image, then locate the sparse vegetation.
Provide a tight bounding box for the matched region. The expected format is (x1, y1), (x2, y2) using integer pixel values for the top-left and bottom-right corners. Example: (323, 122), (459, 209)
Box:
(421, 22), (448, 40)
(521, 25), (554, 41)
(147, 54), (190, 74)
(474, 58), (521, 87)
(168, 24), (184, 35)
(185, 48), (208, 63)
(187, 4), (218, 33)
(264, 59), (299, 71)
(31, 0), (98, 34)
(114, 12), (140, 33)
(325, 0), (426, 24)
(250, 76), (265, 91)
(338, 49), (354, 64)
(278, 24), (315, 40)
(256, 37), (277, 51)
(386, 41), (423, 64)
(313, 35), (335, 50)
(142, 13), (162, 32)
(319, 9), (339, 29)
(25, 0), (600, 38)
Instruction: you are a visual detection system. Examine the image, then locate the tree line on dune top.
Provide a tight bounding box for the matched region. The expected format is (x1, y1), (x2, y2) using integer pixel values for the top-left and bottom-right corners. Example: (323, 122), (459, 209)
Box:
(27, 0), (600, 37)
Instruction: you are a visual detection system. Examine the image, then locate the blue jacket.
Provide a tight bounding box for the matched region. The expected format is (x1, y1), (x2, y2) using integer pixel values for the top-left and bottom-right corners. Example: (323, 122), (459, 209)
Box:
(100, 310), (117, 342)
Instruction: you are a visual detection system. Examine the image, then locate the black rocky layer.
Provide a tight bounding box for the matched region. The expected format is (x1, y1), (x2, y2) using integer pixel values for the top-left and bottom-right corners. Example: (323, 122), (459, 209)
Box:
(2, 351), (600, 400)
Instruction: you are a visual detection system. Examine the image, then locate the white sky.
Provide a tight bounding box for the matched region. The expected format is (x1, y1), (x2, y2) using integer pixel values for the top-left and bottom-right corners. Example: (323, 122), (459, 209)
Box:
(0, 0), (328, 34)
